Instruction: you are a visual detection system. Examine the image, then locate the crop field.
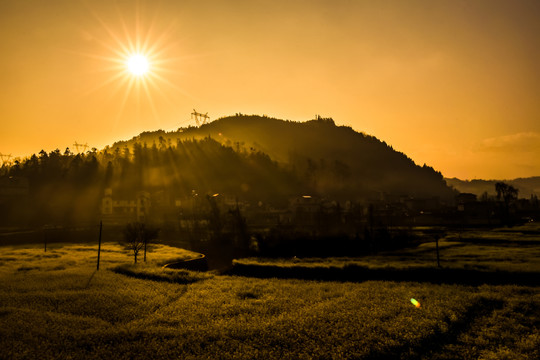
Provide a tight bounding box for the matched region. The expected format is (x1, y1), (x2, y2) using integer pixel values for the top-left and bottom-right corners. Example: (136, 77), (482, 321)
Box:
(234, 224), (540, 274)
(0, 229), (539, 359)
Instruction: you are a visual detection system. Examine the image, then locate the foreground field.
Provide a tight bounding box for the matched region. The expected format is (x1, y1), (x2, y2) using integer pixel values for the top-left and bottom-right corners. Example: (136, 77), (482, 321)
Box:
(0, 241), (539, 359)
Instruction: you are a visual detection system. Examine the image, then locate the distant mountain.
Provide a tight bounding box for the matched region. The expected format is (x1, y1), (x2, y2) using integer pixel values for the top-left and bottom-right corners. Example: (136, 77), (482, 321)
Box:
(445, 177), (540, 198)
(111, 115), (454, 201)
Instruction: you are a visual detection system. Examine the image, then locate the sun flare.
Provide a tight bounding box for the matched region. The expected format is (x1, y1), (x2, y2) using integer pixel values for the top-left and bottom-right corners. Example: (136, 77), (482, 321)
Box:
(80, 6), (193, 127)
(127, 54), (149, 76)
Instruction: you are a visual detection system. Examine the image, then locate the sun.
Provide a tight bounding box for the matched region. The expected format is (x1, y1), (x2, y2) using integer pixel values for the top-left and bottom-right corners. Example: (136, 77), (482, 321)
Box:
(127, 54), (149, 76)
(81, 5), (193, 127)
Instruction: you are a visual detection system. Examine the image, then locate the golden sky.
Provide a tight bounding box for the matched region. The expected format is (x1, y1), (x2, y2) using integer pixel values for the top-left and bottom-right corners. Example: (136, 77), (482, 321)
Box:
(1, 0), (539, 180)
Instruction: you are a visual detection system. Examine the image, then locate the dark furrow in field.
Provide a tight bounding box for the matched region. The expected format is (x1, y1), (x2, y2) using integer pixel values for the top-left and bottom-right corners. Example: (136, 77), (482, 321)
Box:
(146, 285), (189, 315)
(228, 263), (540, 286)
(364, 297), (505, 360)
(110, 267), (207, 285)
(426, 293), (540, 360)
(450, 238), (540, 246)
(399, 242), (466, 255)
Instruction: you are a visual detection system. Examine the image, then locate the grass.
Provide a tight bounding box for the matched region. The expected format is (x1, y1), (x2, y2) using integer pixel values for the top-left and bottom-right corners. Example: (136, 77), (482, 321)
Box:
(0, 228), (539, 359)
(425, 285), (540, 360)
(234, 223), (540, 274)
(111, 263), (212, 284)
(0, 242), (200, 273)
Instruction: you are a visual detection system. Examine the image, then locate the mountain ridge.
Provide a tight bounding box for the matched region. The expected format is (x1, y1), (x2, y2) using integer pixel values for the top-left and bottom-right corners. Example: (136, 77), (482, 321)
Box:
(110, 115), (454, 201)
(445, 177), (540, 198)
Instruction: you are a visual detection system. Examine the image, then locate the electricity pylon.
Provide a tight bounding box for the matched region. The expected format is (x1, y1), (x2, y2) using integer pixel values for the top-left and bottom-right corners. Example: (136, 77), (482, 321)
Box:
(0, 153), (12, 165)
(73, 142), (89, 153)
(191, 109), (209, 127)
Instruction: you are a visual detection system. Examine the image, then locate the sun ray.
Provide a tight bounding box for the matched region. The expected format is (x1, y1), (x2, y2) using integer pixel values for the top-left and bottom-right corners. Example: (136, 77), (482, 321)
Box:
(110, 76), (135, 102)
(147, 22), (177, 55)
(83, 71), (126, 97)
(142, 8), (160, 53)
(149, 72), (185, 93)
(87, 8), (131, 56)
(147, 73), (199, 103)
(112, 76), (137, 127)
(141, 77), (161, 123)
(135, 2), (141, 52)
(115, 4), (136, 54)
(78, 3), (199, 131)
(144, 76), (188, 109)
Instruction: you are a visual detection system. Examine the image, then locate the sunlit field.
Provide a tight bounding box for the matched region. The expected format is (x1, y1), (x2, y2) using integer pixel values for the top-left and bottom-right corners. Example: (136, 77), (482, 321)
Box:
(0, 242), (198, 274)
(235, 223), (540, 274)
(0, 229), (539, 359)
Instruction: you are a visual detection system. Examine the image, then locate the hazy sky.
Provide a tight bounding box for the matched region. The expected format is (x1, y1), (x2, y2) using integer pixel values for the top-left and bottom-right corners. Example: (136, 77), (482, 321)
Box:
(1, 0), (539, 180)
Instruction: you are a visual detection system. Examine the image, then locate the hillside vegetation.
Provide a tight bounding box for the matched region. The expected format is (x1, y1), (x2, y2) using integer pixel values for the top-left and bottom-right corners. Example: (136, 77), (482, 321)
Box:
(446, 177), (540, 198)
(111, 115), (453, 200)
(1, 115), (455, 227)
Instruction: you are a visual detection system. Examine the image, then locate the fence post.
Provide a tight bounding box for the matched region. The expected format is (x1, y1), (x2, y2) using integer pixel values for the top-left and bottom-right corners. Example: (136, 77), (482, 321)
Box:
(435, 236), (440, 268)
(97, 221), (102, 270)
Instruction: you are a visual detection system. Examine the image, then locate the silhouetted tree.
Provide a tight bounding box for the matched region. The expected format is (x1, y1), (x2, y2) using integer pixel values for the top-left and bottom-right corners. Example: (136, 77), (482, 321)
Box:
(123, 222), (144, 263)
(141, 223), (160, 262)
(122, 222), (159, 263)
(495, 182), (518, 225)
(206, 194), (223, 241)
(228, 204), (249, 251)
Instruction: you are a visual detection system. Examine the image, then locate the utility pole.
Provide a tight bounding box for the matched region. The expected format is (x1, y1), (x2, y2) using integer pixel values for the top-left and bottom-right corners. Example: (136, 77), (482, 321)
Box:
(97, 221), (102, 270)
(435, 236), (441, 268)
(43, 226), (48, 252)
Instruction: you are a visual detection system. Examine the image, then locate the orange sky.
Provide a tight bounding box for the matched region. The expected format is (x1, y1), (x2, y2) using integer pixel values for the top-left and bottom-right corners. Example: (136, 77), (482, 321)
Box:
(1, 0), (539, 180)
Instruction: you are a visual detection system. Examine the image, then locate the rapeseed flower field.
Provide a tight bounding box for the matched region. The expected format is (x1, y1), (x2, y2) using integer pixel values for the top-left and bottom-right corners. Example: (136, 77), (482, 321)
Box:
(0, 241), (538, 359)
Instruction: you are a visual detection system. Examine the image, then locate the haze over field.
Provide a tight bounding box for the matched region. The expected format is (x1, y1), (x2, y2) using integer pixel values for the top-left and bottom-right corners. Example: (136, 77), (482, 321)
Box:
(1, 0), (539, 180)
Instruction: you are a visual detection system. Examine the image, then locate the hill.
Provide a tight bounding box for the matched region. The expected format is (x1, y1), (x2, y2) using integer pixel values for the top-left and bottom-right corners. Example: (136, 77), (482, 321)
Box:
(1, 115), (456, 227)
(445, 177), (540, 198)
(111, 115), (454, 201)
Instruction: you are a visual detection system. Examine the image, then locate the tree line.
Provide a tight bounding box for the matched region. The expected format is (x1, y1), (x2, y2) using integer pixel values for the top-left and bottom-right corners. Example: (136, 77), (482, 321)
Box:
(0, 137), (305, 227)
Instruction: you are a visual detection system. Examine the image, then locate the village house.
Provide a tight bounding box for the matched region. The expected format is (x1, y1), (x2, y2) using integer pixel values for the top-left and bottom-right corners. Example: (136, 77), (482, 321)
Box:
(101, 188), (150, 224)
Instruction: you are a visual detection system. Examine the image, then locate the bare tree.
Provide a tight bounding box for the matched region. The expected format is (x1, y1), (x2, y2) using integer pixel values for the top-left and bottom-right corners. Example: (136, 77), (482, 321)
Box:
(123, 222), (159, 263)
